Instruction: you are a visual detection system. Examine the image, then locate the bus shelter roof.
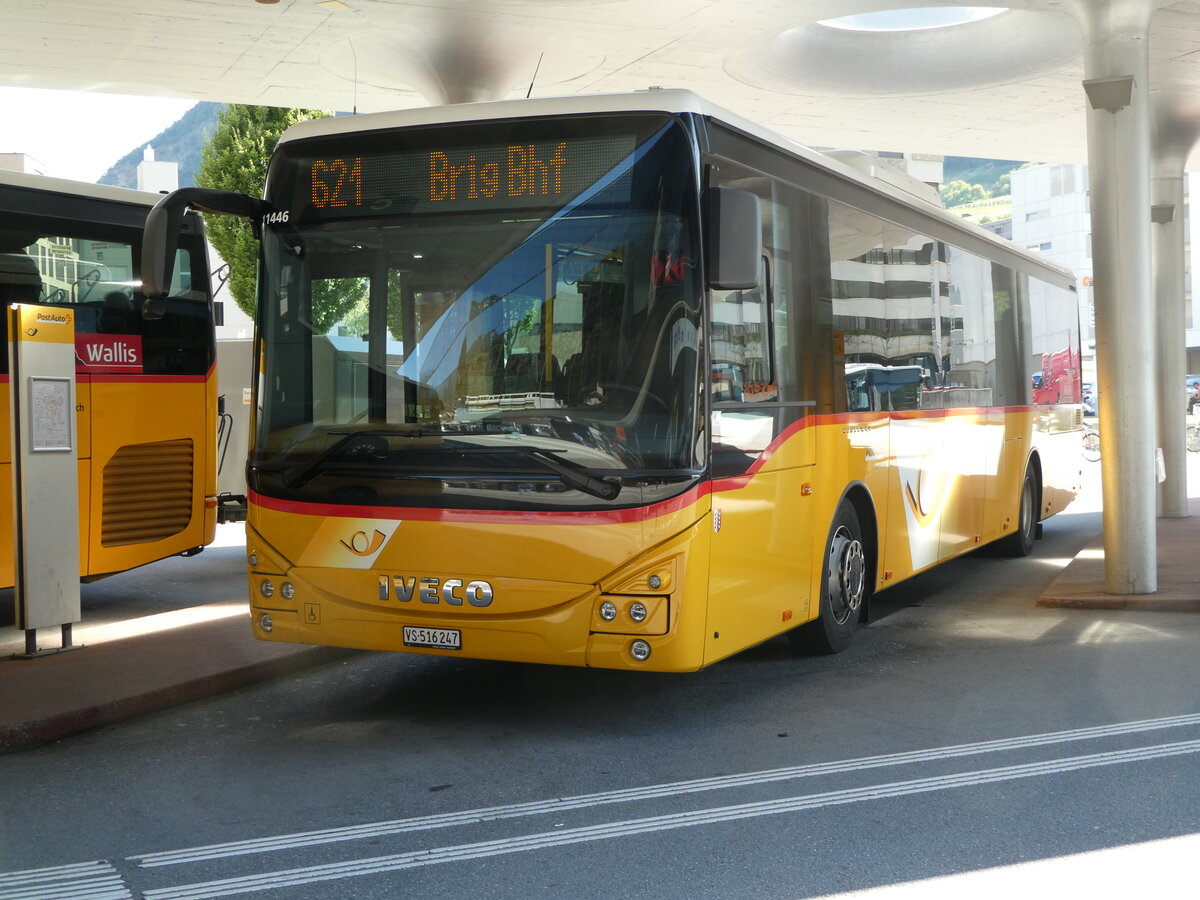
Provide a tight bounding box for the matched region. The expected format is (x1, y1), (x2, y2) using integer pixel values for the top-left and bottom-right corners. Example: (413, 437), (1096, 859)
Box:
(3, 1), (1200, 170)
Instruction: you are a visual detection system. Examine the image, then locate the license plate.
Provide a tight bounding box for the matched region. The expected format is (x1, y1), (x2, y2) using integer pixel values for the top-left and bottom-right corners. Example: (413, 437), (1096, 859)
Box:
(403, 626), (462, 650)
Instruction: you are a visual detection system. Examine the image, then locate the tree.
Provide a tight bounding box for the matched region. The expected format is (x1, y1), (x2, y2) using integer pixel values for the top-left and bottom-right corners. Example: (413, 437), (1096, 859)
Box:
(195, 104), (326, 320)
(939, 178), (989, 208)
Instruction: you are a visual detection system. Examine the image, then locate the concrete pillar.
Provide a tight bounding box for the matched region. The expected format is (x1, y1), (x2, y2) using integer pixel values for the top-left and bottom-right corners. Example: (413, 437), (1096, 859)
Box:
(1064, 0), (1158, 593)
(1151, 154), (1188, 518)
(1149, 91), (1200, 518)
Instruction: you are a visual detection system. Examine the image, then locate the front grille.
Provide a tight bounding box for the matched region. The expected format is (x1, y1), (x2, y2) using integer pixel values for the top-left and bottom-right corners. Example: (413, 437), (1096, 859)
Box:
(101, 439), (194, 546)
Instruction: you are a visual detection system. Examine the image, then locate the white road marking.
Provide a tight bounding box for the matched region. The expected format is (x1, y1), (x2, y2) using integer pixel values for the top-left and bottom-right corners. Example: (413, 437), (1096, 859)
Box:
(0, 860), (131, 900)
(142, 737), (1200, 900)
(132, 712), (1200, 868)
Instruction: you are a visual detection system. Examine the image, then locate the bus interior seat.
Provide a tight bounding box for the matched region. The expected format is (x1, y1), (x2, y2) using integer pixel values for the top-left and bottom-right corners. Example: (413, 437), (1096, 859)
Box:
(0, 251), (41, 304)
(503, 351), (559, 394)
(98, 290), (136, 333)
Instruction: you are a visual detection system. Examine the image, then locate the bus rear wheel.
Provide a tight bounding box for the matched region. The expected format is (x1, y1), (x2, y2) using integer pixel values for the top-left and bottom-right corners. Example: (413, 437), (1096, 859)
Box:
(791, 503), (871, 655)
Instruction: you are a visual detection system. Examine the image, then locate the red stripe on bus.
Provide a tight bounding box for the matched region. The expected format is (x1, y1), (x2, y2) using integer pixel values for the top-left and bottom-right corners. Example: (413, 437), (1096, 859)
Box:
(249, 481), (720, 525)
(81, 361), (216, 384)
(85, 374), (210, 384)
(245, 404), (1051, 525)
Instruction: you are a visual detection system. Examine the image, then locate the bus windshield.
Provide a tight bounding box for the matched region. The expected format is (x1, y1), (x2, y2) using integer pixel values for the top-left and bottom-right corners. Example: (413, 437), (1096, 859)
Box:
(252, 115), (703, 510)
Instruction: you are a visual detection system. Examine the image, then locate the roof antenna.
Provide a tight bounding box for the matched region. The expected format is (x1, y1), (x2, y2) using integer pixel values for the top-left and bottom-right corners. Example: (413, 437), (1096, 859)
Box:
(526, 52), (544, 99)
(349, 37), (359, 114)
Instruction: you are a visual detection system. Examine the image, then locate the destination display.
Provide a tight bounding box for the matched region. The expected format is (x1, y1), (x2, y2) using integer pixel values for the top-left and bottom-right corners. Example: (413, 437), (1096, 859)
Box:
(296, 134), (636, 219)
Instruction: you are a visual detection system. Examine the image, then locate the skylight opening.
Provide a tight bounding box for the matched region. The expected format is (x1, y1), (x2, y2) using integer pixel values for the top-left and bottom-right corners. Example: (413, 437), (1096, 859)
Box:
(819, 7), (1008, 33)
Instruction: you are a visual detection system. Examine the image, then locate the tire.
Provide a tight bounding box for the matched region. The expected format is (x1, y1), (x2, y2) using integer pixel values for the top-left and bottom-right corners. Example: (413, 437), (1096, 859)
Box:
(1082, 429), (1100, 462)
(790, 502), (871, 655)
(998, 464), (1038, 557)
(1187, 426), (1200, 453)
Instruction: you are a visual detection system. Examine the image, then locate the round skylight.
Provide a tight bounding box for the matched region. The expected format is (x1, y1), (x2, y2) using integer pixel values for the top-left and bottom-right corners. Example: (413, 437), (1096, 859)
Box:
(820, 7), (1008, 33)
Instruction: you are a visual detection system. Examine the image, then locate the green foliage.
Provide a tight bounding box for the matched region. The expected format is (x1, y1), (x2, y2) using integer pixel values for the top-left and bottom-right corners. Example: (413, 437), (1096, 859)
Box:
(942, 156), (1026, 195)
(940, 158), (1042, 213)
(940, 179), (989, 207)
(195, 105), (329, 321)
(313, 277), (370, 337)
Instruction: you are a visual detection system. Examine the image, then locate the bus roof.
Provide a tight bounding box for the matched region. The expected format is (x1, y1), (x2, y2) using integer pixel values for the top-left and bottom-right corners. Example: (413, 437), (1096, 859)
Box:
(276, 89), (1076, 288)
(0, 167), (174, 209)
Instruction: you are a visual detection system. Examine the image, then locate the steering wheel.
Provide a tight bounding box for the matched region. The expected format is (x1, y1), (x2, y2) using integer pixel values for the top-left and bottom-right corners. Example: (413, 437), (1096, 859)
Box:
(579, 381), (667, 413)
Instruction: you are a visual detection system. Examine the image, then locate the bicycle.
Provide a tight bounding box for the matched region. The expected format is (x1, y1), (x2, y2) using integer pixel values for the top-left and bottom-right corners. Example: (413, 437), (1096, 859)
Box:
(1187, 422), (1200, 453)
(1082, 424), (1100, 461)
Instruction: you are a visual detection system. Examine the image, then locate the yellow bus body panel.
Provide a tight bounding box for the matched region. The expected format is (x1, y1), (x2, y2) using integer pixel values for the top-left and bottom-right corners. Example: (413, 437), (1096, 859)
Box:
(0, 370), (218, 588)
(245, 407), (1079, 672)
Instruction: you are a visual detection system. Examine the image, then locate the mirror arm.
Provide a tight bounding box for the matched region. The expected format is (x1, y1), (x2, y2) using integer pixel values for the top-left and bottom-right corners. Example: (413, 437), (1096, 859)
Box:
(141, 188), (268, 320)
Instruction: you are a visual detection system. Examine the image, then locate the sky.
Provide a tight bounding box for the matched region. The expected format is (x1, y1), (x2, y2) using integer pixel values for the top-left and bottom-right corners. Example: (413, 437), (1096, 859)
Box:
(1, 86), (198, 183)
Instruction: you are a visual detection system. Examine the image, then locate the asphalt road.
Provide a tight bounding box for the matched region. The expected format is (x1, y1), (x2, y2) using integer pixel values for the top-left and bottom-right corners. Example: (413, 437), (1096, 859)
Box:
(2, 461), (1200, 899)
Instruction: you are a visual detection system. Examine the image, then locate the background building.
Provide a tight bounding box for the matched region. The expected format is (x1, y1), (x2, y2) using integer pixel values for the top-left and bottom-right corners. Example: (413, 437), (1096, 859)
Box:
(1010, 161), (1200, 376)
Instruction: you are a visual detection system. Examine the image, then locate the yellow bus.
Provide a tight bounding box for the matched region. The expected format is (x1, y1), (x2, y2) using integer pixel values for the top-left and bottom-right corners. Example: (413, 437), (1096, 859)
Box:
(144, 90), (1082, 671)
(0, 169), (227, 588)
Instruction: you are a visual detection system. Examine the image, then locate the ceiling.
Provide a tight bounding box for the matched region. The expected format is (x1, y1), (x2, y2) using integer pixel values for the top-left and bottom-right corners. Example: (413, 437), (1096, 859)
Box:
(5, 1), (1200, 167)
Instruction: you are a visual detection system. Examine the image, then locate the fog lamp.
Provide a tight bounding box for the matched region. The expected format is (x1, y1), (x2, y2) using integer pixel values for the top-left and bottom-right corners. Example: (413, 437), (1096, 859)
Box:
(630, 640), (651, 661)
(599, 601), (618, 622)
(259, 613), (273, 633)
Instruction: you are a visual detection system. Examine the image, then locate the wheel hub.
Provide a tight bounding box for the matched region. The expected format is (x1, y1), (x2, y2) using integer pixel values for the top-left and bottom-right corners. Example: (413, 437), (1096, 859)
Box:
(827, 525), (865, 626)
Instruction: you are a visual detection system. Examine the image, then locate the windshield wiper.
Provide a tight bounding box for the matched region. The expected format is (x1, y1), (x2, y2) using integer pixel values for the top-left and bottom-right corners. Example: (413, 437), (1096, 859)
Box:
(280, 429), (439, 489)
(262, 430), (622, 500)
(520, 448), (622, 501)
(382, 444), (623, 500)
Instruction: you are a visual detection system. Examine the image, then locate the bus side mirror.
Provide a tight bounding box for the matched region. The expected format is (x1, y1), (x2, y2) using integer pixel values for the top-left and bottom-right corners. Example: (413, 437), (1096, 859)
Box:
(705, 188), (762, 291)
(142, 188), (267, 320)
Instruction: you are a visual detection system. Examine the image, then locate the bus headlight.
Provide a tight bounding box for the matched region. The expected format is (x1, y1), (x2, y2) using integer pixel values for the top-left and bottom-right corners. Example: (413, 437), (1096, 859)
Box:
(280, 582), (295, 600)
(599, 601), (618, 621)
(259, 613), (273, 633)
(629, 602), (648, 623)
(630, 640), (651, 661)
(259, 579), (275, 599)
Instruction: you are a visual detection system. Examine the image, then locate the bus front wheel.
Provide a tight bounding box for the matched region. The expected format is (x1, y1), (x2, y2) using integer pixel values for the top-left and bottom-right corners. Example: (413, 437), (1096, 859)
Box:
(791, 502), (871, 655)
(997, 464), (1038, 557)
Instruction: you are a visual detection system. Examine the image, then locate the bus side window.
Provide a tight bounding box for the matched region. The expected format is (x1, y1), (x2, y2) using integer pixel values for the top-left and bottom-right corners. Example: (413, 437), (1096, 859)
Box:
(710, 257), (774, 403)
(847, 371), (871, 412)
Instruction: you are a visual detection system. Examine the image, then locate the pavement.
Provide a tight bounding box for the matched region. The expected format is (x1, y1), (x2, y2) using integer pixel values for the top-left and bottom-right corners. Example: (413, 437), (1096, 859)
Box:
(2, 483), (1199, 754)
(1038, 497), (1200, 611)
(0, 524), (354, 753)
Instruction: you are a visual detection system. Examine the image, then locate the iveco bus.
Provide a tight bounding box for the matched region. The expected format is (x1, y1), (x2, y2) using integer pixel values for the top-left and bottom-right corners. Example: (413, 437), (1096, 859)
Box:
(141, 90), (1082, 671)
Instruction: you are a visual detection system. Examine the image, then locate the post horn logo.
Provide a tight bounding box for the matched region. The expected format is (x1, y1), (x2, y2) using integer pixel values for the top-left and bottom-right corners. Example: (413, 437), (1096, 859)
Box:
(341, 529), (387, 556)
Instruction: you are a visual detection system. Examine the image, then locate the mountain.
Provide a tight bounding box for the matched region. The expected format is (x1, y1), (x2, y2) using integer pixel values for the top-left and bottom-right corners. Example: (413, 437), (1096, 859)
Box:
(97, 102), (223, 189)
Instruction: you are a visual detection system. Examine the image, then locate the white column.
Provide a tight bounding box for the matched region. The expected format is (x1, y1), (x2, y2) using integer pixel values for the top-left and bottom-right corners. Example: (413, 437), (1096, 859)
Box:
(1152, 156), (1188, 517)
(1065, 0), (1158, 593)
(1150, 92), (1200, 519)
